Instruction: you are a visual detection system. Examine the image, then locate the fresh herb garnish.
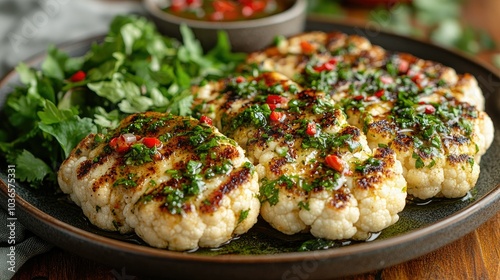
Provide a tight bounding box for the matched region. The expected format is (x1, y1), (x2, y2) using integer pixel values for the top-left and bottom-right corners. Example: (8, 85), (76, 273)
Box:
(0, 15), (245, 188)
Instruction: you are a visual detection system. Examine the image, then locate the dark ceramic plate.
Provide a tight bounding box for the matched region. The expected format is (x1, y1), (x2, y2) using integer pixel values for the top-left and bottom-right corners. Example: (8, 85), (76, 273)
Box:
(1, 18), (500, 280)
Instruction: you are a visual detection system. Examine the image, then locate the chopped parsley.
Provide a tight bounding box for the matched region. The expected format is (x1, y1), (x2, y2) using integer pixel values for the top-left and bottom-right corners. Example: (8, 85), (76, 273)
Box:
(113, 173), (137, 188)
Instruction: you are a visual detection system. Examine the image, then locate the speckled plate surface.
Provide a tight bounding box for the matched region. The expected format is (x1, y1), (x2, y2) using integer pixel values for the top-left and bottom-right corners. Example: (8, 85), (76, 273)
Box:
(1, 18), (499, 280)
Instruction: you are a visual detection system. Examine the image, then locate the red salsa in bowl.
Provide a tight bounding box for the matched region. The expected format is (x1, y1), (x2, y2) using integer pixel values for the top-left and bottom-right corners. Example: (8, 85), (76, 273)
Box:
(162, 0), (290, 22)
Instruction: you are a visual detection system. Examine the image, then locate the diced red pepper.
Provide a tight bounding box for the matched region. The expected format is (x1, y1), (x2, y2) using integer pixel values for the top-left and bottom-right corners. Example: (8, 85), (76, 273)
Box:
(398, 59), (409, 74)
(374, 89), (385, 98)
(313, 59), (337, 72)
(200, 115), (213, 125)
(270, 111), (285, 122)
(424, 105), (435, 114)
(411, 72), (424, 82)
(266, 95), (288, 105)
(325, 154), (344, 172)
(306, 122), (317, 136)
(266, 95), (288, 110)
(235, 76), (245, 83)
(70, 70), (86, 82)
(142, 137), (162, 149)
(109, 136), (131, 153)
(300, 41), (315, 54)
(353, 95), (364, 101)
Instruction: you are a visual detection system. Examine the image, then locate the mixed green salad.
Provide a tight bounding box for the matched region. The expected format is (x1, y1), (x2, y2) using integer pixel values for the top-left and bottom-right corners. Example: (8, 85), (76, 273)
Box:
(0, 15), (246, 188)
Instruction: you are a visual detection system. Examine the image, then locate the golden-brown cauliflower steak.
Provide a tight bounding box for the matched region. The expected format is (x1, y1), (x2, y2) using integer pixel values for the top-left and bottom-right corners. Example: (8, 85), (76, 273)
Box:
(57, 112), (260, 251)
(193, 72), (407, 240)
(246, 31), (494, 199)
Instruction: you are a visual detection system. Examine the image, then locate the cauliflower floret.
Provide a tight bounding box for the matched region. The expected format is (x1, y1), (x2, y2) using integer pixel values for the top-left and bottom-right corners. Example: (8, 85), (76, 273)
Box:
(194, 72), (407, 240)
(58, 112), (260, 251)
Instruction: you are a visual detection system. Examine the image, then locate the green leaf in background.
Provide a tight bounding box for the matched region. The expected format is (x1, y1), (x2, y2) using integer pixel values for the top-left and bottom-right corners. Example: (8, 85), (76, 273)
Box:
(94, 107), (121, 129)
(38, 100), (76, 124)
(41, 45), (68, 80)
(16, 63), (37, 86)
(121, 22), (143, 55)
(14, 150), (53, 188)
(87, 79), (128, 103)
(430, 19), (462, 47)
(39, 115), (97, 158)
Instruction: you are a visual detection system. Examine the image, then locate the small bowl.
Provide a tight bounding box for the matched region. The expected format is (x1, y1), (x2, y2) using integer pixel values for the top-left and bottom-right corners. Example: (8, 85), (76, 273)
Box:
(144, 0), (307, 52)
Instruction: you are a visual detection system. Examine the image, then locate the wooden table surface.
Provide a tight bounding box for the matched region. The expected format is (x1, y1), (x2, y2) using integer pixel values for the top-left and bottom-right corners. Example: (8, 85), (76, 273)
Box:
(11, 1), (500, 279)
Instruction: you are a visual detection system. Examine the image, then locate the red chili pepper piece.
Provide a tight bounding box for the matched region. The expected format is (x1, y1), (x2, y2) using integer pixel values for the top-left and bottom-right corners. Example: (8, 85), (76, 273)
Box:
(109, 137), (131, 153)
(424, 105), (435, 114)
(300, 41), (315, 54)
(142, 137), (162, 149)
(374, 89), (385, 98)
(235, 76), (245, 83)
(266, 95), (288, 105)
(270, 111), (285, 122)
(200, 115), (213, 125)
(306, 122), (317, 136)
(70, 70), (86, 82)
(325, 154), (345, 172)
(313, 59), (337, 72)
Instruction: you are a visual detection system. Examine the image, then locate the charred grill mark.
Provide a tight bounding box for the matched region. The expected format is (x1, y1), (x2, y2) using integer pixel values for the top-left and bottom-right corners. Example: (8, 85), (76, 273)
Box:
(339, 126), (361, 141)
(76, 160), (93, 179)
(356, 174), (382, 190)
(392, 134), (413, 151)
(368, 119), (397, 137)
(212, 145), (240, 161)
(298, 89), (323, 103)
(91, 166), (118, 192)
(221, 99), (235, 111)
(200, 168), (250, 213)
(448, 154), (472, 165)
(374, 146), (395, 160)
(442, 135), (470, 148)
(318, 110), (340, 128)
(328, 189), (351, 209)
(269, 157), (287, 176)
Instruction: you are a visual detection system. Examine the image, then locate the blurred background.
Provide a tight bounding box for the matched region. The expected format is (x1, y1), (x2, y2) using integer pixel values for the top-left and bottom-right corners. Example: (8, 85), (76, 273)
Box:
(0, 0), (499, 76)
(308, 0), (500, 71)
